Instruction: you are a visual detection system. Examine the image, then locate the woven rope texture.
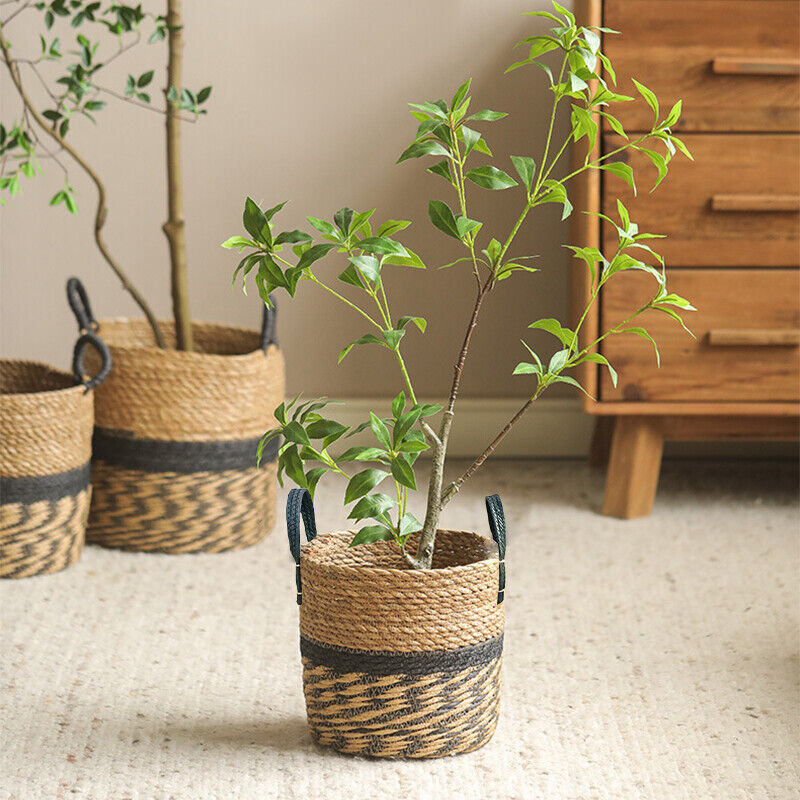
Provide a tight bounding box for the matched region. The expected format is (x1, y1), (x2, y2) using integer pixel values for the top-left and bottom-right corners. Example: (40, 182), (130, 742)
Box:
(84, 319), (284, 553)
(297, 530), (504, 758)
(1, 360), (93, 578)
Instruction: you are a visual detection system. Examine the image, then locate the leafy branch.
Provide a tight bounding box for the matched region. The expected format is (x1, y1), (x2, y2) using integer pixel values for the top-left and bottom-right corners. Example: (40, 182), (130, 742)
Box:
(227, 2), (695, 568)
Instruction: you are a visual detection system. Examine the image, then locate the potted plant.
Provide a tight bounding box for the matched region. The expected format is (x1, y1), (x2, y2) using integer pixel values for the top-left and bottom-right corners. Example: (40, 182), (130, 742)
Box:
(0, 1), (284, 552)
(226, 3), (694, 758)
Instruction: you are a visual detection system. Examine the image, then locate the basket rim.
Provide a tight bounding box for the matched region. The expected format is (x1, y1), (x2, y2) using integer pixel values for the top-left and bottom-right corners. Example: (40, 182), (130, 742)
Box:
(95, 317), (275, 362)
(0, 358), (85, 400)
(301, 528), (499, 577)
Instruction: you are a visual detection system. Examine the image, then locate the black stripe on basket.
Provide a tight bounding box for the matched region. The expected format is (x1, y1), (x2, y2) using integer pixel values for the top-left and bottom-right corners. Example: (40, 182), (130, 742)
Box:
(0, 462), (91, 505)
(300, 633), (503, 677)
(92, 429), (280, 474)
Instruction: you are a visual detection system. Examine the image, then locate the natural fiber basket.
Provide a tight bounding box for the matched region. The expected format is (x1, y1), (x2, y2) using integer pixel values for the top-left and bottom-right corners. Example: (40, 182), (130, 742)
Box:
(75, 287), (285, 553)
(286, 488), (508, 759)
(1, 292), (111, 578)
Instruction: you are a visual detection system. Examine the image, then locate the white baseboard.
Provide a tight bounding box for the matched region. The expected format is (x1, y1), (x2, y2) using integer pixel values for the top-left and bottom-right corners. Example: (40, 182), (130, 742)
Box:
(327, 397), (593, 458)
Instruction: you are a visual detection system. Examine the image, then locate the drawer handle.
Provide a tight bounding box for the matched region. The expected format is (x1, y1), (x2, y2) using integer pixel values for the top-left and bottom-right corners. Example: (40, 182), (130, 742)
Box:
(711, 194), (800, 213)
(708, 329), (800, 347)
(712, 56), (800, 76)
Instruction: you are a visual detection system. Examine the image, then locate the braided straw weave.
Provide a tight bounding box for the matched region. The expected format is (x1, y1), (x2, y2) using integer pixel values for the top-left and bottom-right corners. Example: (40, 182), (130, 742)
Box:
(298, 530), (504, 758)
(85, 319), (283, 553)
(0, 360), (93, 578)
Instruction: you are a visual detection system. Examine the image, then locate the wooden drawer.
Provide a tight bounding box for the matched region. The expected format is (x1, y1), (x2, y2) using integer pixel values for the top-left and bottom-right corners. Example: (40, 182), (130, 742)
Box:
(600, 269), (800, 402)
(602, 134), (800, 267)
(604, 0), (800, 132)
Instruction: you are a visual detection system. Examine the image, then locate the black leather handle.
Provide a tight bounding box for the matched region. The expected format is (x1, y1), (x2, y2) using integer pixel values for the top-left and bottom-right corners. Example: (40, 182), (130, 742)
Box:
(72, 331), (112, 393)
(485, 493), (507, 604)
(286, 488), (317, 605)
(66, 277), (98, 333)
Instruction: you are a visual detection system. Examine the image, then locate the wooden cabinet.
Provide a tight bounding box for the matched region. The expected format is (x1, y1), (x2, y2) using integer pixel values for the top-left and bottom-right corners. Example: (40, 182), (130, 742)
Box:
(573, 0), (800, 518)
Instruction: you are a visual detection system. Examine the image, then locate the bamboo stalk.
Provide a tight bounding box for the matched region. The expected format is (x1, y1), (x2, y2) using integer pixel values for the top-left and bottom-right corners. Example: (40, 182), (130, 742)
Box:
(163, 0), (193, 351)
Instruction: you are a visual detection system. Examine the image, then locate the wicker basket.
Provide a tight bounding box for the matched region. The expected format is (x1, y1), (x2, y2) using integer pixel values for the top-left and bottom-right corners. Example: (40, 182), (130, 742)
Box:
(80, 298), (284, 553)
(286, 488), (507, 759)
(0, 308), (111, 578)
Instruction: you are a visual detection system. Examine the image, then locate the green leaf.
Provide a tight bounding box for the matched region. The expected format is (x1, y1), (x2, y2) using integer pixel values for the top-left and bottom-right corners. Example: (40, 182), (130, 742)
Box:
(349, 254), (381, 284)
(639, 147), (669, 192)
(548, 348), (570, 374)
(632, 78), (659, 124)
(376, 219), (411, 237)
(369, 412), (392, 450)
(348, 493), (396, 521)
(551, 375), (593, 398)
(243, 197), (270, 245)
(510, 155), (536, 193)
(337, 264), (366, 289)
(427, 160), (453, 183)
(137, 70), (153, 87)
(357, 237), (409, 258)
(306, 418), (348, 441)
(465, 165), (517, 190)
(623, 326), (661, 366)
(392, 391), (406, 419)
(305, 467), (327, 498)
(222, 235), (257, 251)
(333, 207), (354, 236)
(274, 229), (312, 246)
(398, 512), (422, 539)
(415, 403), (443, 418)
(599, 162), (637, 195)
(450, 78), (471, 111)
(397, 315), (427, 333)
(390, 457), (416, 490)
(381, 248), (426, 269)
(397, 139), (449, 163)
(528, 318), (576, 348)
(297, 243), (336, 271)
(345, 469), (389, 504)
(537, 180), (572, 220)
(307, 216), (339, 239)
(338, 333), (385, 363)
(393, 406), (423, 446)
(282, 420), (311, 447)
(338, 446), (388, 463)
(381, 328), (405, 349)
(467, 109), (507, 121)
(513, 362), (540, 375)
(281, 445), (307, 488)
(428, 199), (460, 239)
(584, 352), (618, 387)
(350, 525), (395, 547)
(455, 216), (482, 240)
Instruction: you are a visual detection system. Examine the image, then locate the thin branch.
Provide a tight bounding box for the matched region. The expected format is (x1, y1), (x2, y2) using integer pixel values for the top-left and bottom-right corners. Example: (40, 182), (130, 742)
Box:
(1, 0), (31, 25)
(94, 83), (197, 121)
(0, 26), (165, 346)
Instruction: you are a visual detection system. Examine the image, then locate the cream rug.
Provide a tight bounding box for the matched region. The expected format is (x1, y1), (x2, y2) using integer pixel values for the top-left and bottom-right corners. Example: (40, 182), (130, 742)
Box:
(1, 460), (798, 800)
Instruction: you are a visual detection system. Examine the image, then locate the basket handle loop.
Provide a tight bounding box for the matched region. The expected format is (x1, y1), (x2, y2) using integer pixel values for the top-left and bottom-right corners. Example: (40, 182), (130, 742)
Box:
(485, 493), (507, 604)
(286, 488), (317, 605)
(66, 277), (99, 334)
(260, 296), (278, 352)
(72, 331), (112, 393)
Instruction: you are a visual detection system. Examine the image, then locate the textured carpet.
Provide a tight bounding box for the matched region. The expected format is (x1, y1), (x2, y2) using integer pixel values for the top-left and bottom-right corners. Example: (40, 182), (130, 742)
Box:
(1, 459), (798, 800)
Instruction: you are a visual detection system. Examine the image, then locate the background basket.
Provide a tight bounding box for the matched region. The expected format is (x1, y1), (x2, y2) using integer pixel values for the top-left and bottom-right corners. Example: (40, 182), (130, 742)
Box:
(0, 333), (109, 578)
(82, 304), (284, 553)
(287, 489), (507, 759)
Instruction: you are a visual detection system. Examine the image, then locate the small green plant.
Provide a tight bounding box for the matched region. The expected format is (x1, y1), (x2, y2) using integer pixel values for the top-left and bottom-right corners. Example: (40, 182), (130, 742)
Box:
(0, 0), (210, 350)
(225, 3), (695, 569)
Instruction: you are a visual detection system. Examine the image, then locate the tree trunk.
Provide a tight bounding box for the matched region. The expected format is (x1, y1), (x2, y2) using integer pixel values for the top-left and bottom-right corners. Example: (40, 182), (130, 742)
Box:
(164, 0), (193, 351)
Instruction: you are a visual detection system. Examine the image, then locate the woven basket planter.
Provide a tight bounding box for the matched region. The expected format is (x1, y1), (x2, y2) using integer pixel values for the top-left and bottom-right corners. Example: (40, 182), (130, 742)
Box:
(80, 309), (285, 553)
(0, 316), (111, 578)
(287, 488), (507, 759)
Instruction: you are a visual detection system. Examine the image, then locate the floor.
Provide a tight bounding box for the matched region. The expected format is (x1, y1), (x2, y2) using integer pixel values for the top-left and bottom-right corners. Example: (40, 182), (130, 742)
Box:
(1, 459), (798, 800)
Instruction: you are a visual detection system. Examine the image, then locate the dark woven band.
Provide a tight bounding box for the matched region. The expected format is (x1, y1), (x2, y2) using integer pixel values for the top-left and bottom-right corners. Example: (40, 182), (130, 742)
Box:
(1, 462), (91, 505)
(300, 633), (503, 677)
(92, 428), (280, 474)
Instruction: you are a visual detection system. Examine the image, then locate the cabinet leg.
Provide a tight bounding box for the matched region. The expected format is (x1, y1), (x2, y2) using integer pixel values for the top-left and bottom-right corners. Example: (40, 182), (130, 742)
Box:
(602, 417), (664, 519)
(588, 416), (615, 468)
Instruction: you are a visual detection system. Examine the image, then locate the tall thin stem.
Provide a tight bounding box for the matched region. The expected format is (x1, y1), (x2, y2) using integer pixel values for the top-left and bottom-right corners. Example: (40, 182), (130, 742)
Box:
(163, 0), (193, 350)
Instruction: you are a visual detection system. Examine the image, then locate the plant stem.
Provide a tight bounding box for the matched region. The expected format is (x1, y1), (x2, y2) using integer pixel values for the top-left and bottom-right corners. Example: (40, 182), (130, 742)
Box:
(163, 0), (193, 350)
(0, 24), (165, 346)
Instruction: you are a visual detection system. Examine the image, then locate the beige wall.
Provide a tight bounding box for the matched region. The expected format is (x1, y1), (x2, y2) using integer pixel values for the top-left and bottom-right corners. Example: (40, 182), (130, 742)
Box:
(1, 0), (572, 400)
